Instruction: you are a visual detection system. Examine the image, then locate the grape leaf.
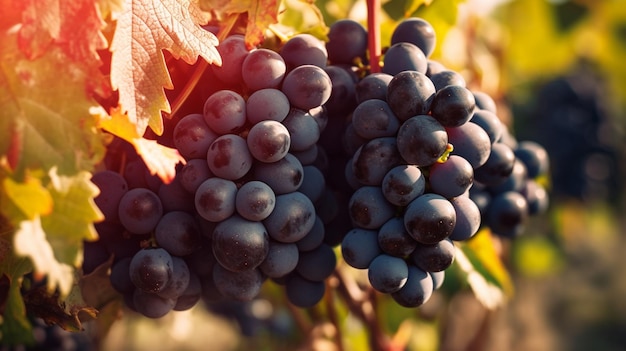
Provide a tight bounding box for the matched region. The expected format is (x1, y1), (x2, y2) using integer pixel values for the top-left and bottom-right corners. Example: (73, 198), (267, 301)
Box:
(0, 30), (106, 177)
(96, 106), (186, 183)
(200, 0), (280, 48)
(456, 228), (514, 309)
(109, 0), (221, 137)
(277, 0), (329, 40)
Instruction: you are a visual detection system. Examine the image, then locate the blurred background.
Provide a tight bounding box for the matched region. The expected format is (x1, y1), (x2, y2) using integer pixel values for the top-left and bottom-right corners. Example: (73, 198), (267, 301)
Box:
(81, 0), (626, 350)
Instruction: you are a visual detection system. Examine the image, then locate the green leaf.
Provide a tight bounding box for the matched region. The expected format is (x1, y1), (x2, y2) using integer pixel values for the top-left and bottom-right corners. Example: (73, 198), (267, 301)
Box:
(2, 175), (53, 220)
(0, 237), (34, 346)
(0, 30), (105, 178)
(277, 0), (329, 39)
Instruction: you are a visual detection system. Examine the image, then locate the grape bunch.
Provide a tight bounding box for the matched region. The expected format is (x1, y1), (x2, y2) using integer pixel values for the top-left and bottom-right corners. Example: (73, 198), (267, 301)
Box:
(85, 16), (552, 320)
(315, 17), (551, 307)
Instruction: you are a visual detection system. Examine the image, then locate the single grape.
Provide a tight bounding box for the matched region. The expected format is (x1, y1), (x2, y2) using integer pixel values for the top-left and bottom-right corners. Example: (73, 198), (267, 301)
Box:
(348, 186), (396, 230)
(351, 99), (401, 140)
(368, 254), (408, 293)
(295, 243), (336, 282)
(285, 274), (326, 308)
(203, 90), (247, 135)
(253, 153), (304, 195)
(173, 113), (218, 159)
(91, 170), (128, 223)
(486, 191), (529, 238)
(391, 17), (437, 57)
(129, 248), (173, 293)
(430, 85), (476, 127)
(296, 215), (325, 252)
(404, 193), (456, 244)
(280, 34), (328, 71)
(246, 88), (291, 124)
(448, 195), (482, 241)
(179, 158), (213, 194)
(356, 73), (393, 103)
(428, 155), (474, 199)
(241, 48), (286, 91)
(282, 108), (321, 152)
(235, 180), (276, 221)
(263, 192), (316, 243)
(324, 65), (358, 116)
(352, 137), (403, 186)
(132, 289), (177, 319)
(259, 241), (299, 278)
(157, 256), (191, 299)
(247, 120), (291, 163)
(378, 217), (417, 258)
(474, 142), (516, 186)
(382, 42), (428, 76)
(396, 115), (448, 167)
(206, 134), (253, 180)
(194, 177), (237, 222)
(118, 188), (163, 235)
(282, 65), (332, 111)
(381, 165), (426, 206)
(410, 238), (455, 272)
(514, 141), (550, 178)
(326, 19), (368, 64)
(429, 70), (467, 91)
(212, 264), (264, 301)
(212, 215), (270, 272)
(446, 122), (492, 169)
(341, 228), (382, 269)
(386, 71), (436, 121)
(211, 35), (248, 85)
(470, 109), (504, 144)
(154, 211), (201, 257)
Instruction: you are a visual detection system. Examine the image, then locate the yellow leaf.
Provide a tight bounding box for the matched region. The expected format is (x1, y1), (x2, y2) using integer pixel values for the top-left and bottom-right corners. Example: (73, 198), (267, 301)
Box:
(3, 175), (53, 219)
(95, 106), (185, 183)
(110, 0), (221, 137)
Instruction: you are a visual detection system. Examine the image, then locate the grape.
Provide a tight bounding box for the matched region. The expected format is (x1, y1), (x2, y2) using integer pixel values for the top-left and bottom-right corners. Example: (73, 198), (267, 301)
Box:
(474, 142), (516, 186)
(488, 158), (528, 194)
(486, 191), (529, 238)
(382, 42), (428, 76)
(368, 254), (408, 293)
(404, 193), (456, 244)
(426, 59), (447, 76)
(431, 270), (445, 290)
(296, 215), (325, 252)
(241, 48), (286, 91)
(282, 108), (321, 152)
(179, 158), (213, 194)
(324, 65), (358, 116)
(351, 99), (401, 139)
(212, 264), (264, 301)
(356, 73), (393, 103)
(381, 165), (426, 206)
(123, 157), (162, 192)
(390, 265), (433, 308)
(472, 91), (498, 114)
(281, 65), (332, 111)
(157, 256), (191, 299)
(348, 186), (396, 230)
(206, 134), (253, 180)
(391, 17), (436, 57)
(154, 211), (201, 256)
(212, 215), (269, 272)
(386, 71), (436, 121)
(430, 85), (476, 127)
(429, 70), (466, 91)
(295, 243), (336, 281)
(292, 145), (319, 166)
(428, 155), (474, 199)
(514, 141), (550, 178)
(396, 115), (448, 167)
(91, 170), (128, 223)
(259, 241), (299, 278)
(110, 257), (133, 294)
(298, 165), (326, 203)
(246, 88), (291, 125)
(378, 217), (417, 257)
(203, 90), (247, 135)
(157, 176), (195, 213)
(173, 272), (202, 311)
(470, 109), (504, 144)
(253, 153), (304, 195)
(285, 274), (326, 308)
(173, 113), (218, 159)
(410, 238), (455, 272)
(211, 34), (248, 86)
(326, 19), (368, 64)
(132, 289), (176, 319)
(279, 34), (328, 71)
(352, 137), (403, 186)
(448, 195), (481, 241)
(194, 177), (237, 222)
(520, 180), (549, 215)
(446, 121), (492, 169)
(129, 248), (173, 293)
(341, 228), (381, 269)
(247, 120), (291, 163)
(235, 180), (276, 221)
(118, 188), (163, 235)
(263, 192), (316, 243)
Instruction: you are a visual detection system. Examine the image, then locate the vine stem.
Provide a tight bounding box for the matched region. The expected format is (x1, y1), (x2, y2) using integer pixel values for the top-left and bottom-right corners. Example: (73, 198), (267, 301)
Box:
(367, 0), (382, 73)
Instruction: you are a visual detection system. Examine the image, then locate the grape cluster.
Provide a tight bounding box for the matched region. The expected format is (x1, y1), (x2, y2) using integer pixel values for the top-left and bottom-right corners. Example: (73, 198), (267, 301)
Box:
(316, 17), (551, 307)
(86, 17), (552, 320)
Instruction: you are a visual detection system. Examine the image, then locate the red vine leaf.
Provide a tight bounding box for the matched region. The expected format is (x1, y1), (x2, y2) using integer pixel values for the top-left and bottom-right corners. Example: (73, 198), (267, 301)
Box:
(109, 0), (221, 137)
